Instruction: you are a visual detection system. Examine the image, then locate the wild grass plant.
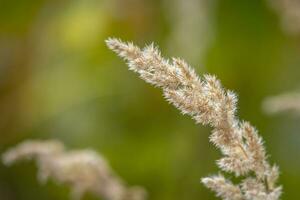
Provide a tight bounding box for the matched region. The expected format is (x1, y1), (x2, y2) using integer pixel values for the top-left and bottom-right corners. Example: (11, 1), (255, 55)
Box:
(2, 140), (146, 200)
(106, 38), (282, 200)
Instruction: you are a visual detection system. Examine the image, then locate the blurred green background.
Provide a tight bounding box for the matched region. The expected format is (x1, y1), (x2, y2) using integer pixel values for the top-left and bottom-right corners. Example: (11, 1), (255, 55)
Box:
(0, 0), (299, 199)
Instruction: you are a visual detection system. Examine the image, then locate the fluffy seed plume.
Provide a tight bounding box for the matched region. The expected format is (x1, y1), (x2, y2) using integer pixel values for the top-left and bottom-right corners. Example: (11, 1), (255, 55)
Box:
(2, 140), (147, 200)
(202, 175), (243, 200)
(106, 38), (282, 200)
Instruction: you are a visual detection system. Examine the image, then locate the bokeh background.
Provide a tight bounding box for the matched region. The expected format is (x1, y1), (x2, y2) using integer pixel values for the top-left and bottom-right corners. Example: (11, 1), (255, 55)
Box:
(0, 0), (300, 199)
